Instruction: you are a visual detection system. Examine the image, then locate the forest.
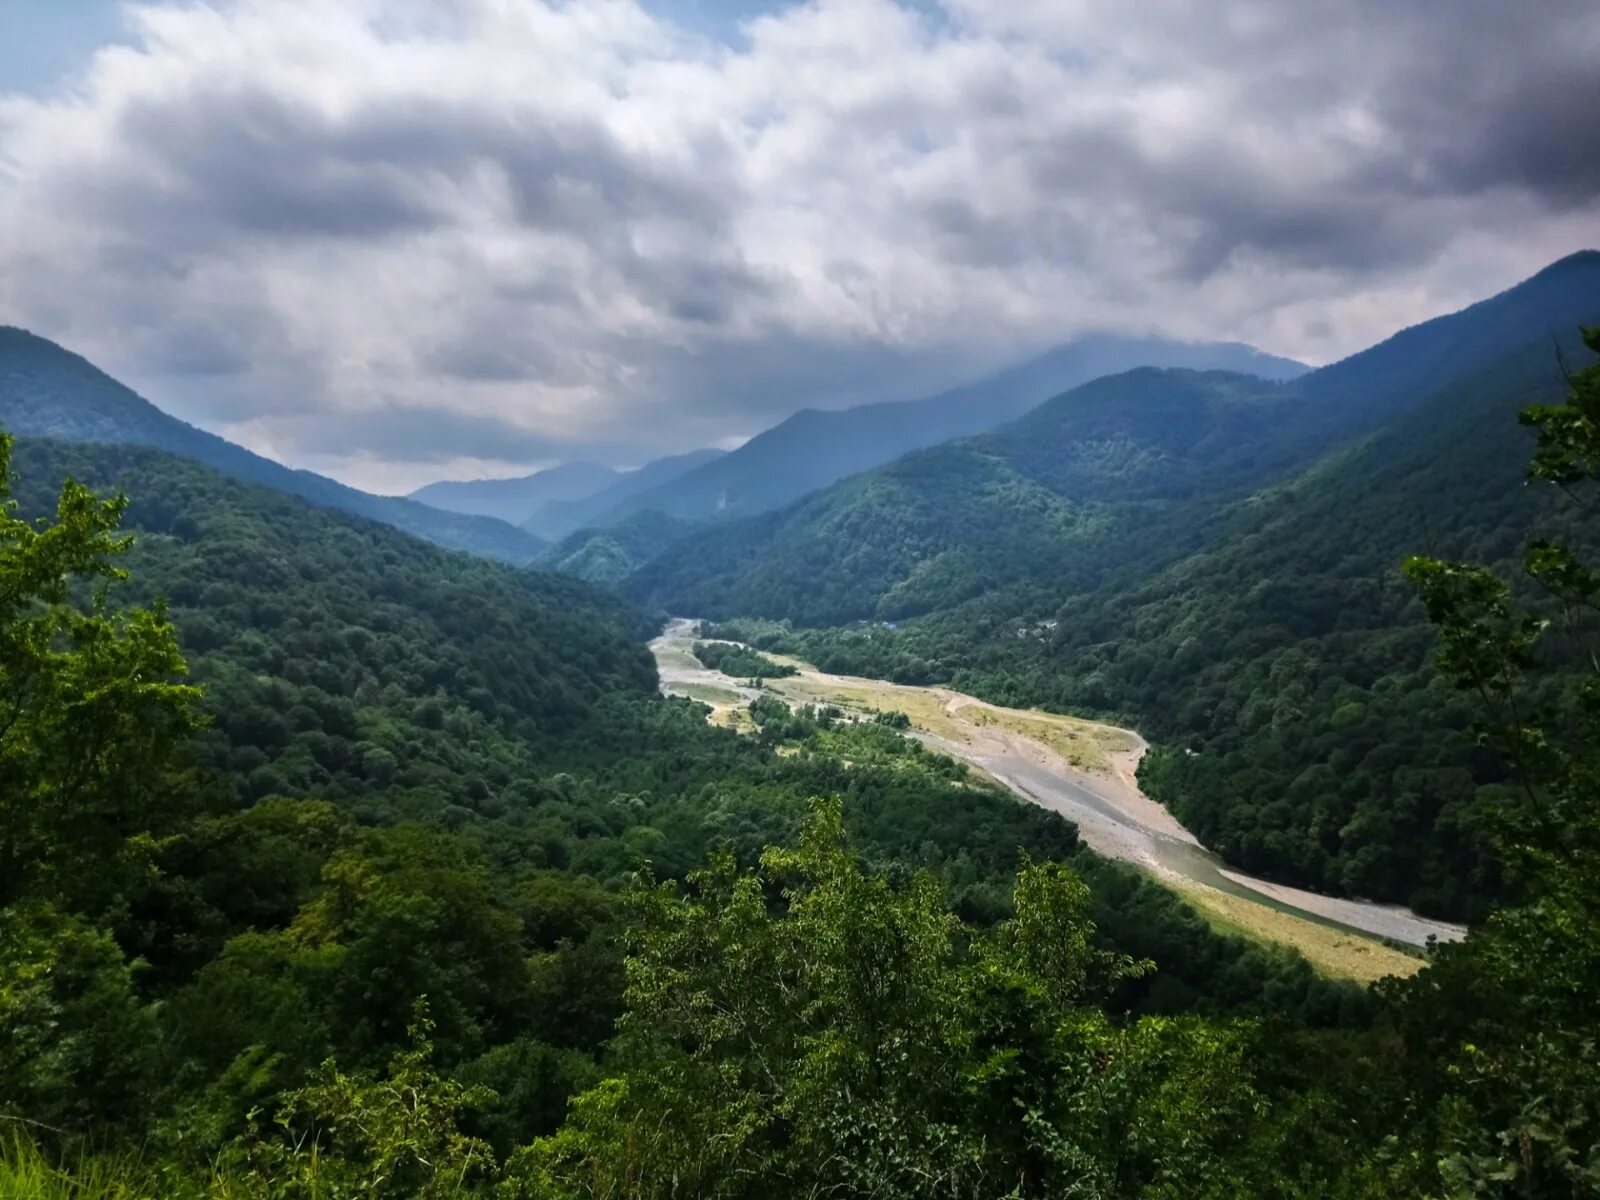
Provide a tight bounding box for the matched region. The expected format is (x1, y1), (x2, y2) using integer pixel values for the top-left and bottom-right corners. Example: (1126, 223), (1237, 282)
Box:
(2, 329), (1598, 1194)
(0, 432), (1395, 1196)
(696, 325), (1600, 921)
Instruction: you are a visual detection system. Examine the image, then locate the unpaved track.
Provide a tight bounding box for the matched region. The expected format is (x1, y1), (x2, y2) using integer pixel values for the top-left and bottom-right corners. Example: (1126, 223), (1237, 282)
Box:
(651, 619), (1465, 954)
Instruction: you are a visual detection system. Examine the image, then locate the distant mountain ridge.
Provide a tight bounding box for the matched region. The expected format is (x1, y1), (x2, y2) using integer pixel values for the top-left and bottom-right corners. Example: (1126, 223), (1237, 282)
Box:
(632, 250), (1600, 625)
(411, 461), (623, 524)
(0, 327), (546, 562)
(408, 447), (731, 536)
(585, 335), (1307, 529)
(523, 447), (727, 539)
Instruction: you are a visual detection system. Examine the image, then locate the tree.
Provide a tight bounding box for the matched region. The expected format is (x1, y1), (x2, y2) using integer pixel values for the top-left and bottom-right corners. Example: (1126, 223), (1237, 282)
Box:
(0, 432), (202, 916)
(228, 1003), (497, 1200)
(515, 799), (1255, 1200)
(0, 431), (203, 1134)
(1397, 328), (1600, 1196)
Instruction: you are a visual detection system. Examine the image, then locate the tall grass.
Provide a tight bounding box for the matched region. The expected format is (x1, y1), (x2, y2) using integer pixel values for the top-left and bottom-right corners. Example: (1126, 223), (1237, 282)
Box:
(0, 1131), (189, 1200)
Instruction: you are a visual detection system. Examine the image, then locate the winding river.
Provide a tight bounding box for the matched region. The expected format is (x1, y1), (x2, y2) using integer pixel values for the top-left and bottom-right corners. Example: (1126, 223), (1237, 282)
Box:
(651, 619), (1466, 958)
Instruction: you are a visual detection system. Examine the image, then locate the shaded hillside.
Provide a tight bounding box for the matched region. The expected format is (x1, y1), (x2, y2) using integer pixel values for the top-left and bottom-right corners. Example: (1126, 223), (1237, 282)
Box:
(526, 446), (726, 539)
(633, 251), (1600, 627)
(411, 461), (621, 524)
(545, 508), (703, 585)
(0, 328), (546, 562)
(5, 437), (653, 812)
(594, 336), (1304, 528)
(629, 368), (1317, 625)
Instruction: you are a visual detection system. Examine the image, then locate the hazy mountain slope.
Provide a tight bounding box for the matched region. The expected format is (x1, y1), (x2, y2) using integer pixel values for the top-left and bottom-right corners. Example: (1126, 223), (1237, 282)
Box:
(410, 461), (621, 523)
(634, 369), (1298, 624)
(544, 509), (703, 586)
(596, 336), (1306, 527)
(0, 328), (547, 562)
(525, 446), (726, 539)
(632, 251), (1600, 626)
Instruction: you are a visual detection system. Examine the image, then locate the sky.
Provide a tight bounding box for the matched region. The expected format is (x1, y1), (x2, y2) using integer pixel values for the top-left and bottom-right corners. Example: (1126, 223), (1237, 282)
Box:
(0, 1), (1597, 494)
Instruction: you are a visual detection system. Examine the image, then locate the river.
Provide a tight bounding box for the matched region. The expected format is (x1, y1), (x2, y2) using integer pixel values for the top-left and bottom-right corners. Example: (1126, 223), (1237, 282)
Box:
(650, 618), (1466, 957)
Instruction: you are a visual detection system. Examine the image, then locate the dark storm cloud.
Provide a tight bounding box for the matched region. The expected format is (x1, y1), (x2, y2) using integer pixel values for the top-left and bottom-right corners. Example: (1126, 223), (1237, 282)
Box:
(1, 0), (1596, 492)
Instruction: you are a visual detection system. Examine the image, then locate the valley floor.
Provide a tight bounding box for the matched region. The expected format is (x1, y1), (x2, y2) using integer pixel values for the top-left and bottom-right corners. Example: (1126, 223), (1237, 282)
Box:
(651, 618), (1464, 983)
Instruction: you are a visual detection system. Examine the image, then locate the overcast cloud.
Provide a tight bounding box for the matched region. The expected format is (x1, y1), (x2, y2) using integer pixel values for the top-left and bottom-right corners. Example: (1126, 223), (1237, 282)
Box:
(1, 0), (1596, 492)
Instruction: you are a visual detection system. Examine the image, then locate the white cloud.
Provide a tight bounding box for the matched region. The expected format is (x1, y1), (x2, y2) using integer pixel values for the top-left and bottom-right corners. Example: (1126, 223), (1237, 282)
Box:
(0, 0), (1595, 491)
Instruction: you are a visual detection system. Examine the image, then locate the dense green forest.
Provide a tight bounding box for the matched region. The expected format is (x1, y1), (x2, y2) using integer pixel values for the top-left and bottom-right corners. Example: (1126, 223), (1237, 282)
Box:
(660, 258), (1600, 921)
(0, 327), (545, 562)
(544, 508), (703, 585)
(3, 320), (1599, 1190)
(1, 432), (1399, 1196)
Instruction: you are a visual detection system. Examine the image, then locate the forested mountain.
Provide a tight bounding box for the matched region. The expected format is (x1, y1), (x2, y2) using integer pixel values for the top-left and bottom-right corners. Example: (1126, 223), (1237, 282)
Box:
(410, 461), (622, 524)
(639, 252), (1600, 919)
(6, 323), (1600, 1193)
(523, 446), (726, 539)
(2, 430), (1388, 1190)
(633, 367), (1297, 624)
(633, 252), (1600, 626)
(0, 328), (547, 562)
(590, 335), (1305, 528)
(544, 508), (702, 585)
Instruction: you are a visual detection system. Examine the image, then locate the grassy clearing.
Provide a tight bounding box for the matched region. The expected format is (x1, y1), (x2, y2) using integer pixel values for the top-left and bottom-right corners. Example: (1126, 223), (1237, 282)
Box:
(767, 668), (1136, 775)
(0, 1133), (173, 1200)
(670, 682), (745, 706)
(957, 702), (1137, 773)
(1168, 879), (1425, 984)
(662, 681), (755, 732)
(769, 677), (967, 740)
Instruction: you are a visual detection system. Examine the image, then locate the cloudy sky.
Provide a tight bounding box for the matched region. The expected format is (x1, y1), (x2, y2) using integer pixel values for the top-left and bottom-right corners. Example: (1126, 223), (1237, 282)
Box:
(1, 0), (1596, 493)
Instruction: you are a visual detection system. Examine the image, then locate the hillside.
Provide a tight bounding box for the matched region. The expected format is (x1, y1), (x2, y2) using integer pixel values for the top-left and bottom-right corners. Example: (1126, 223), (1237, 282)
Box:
(640, 252), (1600, 917)
(0, 328), (547, 562)
(524, 446), (726, 539)
(5, 438), (654, 813)
(634, 251), (1600, 627)
(410, 461), (622, 524)
(633, 368), (1304, 625)
(589, 335), (1305, 528)
(1, 431), (1389, 1180)
(544, 508), (704, 585)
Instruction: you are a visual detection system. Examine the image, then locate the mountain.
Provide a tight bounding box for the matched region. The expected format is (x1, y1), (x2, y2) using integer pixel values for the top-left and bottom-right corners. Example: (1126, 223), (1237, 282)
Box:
(0, 327), (547, 563)
(632, 251), (1600, 918)
(543, 508), (703, 585)
(2, 431), (1369, 1180)
(632, 252), (1600, 627)
(410, 461), (622, 524)
(585, 336), (1306, 529)
(523, 446), (727, 539)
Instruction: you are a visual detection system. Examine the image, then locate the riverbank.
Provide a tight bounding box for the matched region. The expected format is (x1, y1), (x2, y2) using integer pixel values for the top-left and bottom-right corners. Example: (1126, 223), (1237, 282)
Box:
(650, 618), (1464, 981)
